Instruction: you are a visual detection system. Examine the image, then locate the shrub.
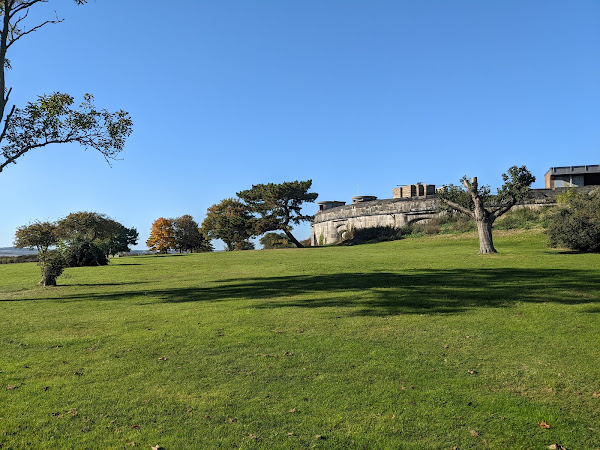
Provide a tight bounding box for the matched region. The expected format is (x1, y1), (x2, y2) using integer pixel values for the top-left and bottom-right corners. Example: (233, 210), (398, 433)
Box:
(547, 189), (600, 252)
(340, 226), (405, 245)
(64, 238), (109, 267)
(38, 251), (66, 286)
(0, 255), (39, 264)
(260, 232), (296, 249)
(494, 207), (549, 230)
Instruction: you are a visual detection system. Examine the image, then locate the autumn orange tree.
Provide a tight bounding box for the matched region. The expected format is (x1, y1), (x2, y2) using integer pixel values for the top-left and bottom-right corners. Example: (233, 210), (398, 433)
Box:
(146, 218), (176, 254)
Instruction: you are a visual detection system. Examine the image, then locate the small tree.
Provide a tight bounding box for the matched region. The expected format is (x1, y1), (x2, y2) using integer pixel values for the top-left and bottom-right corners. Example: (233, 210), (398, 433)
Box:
(259, 232), (295, 249)
(438, 166), (535, 253)
(237, 180), (318, 248)
(146, 218), (176, 254)
(202, 199), (255, 251)
(14, 220), (64, 286)
(547, 189), (600, 252)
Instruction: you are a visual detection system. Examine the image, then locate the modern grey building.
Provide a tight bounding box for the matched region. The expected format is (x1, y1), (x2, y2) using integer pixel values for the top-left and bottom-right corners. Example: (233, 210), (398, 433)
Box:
(544, 165), (600, 188)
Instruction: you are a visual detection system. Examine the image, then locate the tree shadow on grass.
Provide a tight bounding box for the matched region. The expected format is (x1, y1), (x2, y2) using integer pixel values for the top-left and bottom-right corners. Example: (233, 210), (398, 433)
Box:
(8, 269), (600, 316)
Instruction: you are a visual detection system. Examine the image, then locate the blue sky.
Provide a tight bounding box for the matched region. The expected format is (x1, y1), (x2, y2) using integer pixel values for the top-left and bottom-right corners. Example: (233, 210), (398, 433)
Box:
(1, 0), (598, 249)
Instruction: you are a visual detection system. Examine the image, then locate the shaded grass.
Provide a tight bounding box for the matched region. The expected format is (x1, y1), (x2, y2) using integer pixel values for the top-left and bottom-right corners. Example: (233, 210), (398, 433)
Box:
(1, 230), (599, 448)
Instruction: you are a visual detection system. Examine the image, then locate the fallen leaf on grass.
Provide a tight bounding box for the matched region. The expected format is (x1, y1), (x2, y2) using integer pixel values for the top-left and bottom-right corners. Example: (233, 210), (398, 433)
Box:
(538, 421), (551, 429)
(592, 392), (600, 398)
(6, 385), (17, 390)
(248, 434), (258, 440)
(470, 430), (479, 437)
(288, 408), (297, 413)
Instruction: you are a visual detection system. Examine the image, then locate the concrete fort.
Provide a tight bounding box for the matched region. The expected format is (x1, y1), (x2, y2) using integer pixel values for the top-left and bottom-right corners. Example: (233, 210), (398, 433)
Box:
(311, 195), (439, 246)
(310, 183), (568, 247)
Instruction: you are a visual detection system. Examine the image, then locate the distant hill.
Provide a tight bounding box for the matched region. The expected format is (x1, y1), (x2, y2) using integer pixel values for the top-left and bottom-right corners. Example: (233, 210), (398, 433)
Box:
(0, 247), (38, 257)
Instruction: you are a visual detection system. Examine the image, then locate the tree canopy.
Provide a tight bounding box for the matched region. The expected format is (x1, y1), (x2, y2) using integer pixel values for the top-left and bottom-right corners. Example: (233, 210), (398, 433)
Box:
(202, 198), (255, 251)
(56, 211), (138, 257)
(438, 166), (535, 253)
(237, 180), (318, 248)
(173, 214), (213, 253)
(146, 218), (176, 254)
(0, 1), (132, 174)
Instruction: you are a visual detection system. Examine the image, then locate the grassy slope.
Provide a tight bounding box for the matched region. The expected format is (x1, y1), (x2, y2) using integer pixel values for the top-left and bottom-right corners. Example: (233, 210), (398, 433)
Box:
(1, 230), (599, 449)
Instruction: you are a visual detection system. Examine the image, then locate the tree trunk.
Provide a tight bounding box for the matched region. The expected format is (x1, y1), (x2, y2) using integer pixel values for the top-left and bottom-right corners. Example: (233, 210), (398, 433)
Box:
(476, 218), (496, 254)
(284, 229), (304, 248)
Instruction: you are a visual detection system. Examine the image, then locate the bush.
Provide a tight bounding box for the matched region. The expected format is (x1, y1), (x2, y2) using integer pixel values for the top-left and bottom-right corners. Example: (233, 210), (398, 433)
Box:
(260, 232), (296, 249)
(340, 226), (406, 245)
(64, 238), (109, 267)
(38, 251), (66, 286)
(547, 189), (600, 252)
(494, 207), (549, 230)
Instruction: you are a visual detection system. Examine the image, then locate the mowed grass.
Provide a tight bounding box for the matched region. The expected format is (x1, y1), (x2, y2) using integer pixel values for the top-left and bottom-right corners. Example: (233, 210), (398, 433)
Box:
(1, 230), (599, 449)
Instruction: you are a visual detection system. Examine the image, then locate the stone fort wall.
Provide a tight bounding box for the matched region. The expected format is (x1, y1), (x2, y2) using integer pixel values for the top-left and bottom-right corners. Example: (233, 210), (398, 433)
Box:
(310, 189), (562, 246)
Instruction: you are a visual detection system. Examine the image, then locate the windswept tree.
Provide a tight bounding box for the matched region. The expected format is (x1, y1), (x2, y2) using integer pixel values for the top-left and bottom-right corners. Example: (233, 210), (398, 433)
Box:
(56, 211), (137, 259)
(173, 214), (213, 253)
(438, 166), (535, 253)
(14, 220), (64, 286)
(0, 1), (132, 175)
(237, 180), (318, 248)
(146, 218), (175, 254)
(202, 198), (255, 251)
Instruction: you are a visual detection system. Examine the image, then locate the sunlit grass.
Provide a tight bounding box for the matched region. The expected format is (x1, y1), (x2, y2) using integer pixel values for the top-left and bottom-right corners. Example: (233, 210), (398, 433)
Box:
(1, 230), (599, 448)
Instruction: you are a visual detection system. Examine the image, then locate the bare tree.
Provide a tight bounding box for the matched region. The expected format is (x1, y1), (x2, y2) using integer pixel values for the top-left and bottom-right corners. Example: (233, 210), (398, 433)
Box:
(0, 0), (132, 174)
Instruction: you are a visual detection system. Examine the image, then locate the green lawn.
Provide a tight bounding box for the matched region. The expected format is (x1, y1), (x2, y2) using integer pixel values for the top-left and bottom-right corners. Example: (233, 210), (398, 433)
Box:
(1, 230), (599, 449)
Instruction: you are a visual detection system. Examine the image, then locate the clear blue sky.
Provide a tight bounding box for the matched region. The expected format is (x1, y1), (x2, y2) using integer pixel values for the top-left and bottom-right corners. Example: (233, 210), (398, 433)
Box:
(1, 0), (598, 249)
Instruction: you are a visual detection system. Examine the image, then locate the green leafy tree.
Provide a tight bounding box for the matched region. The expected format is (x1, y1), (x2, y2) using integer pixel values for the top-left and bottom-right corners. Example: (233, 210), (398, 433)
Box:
(0, 1), (132, 174)
(547, 188), (600, 252)
(14, 220), (64, 286)
(259, 232), (295, 249)
(173, 215), (213, 253)
(202, 198), (255, 251)
(438, 166), (535, 253)
(99, 225), (139, 257)
(56, 211), (137, 260)
(237, 180), (318, 248)
(57, 211), (122, 242)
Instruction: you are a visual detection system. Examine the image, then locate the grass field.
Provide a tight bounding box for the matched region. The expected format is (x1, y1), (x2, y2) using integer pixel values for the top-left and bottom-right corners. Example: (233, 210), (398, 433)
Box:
(1, 230), (599, 449)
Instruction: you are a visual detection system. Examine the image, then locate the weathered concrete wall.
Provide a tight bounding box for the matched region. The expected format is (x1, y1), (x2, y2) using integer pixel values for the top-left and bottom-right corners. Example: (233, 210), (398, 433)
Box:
(310, 189), (563, 246)
(311, 197), (439, 245)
